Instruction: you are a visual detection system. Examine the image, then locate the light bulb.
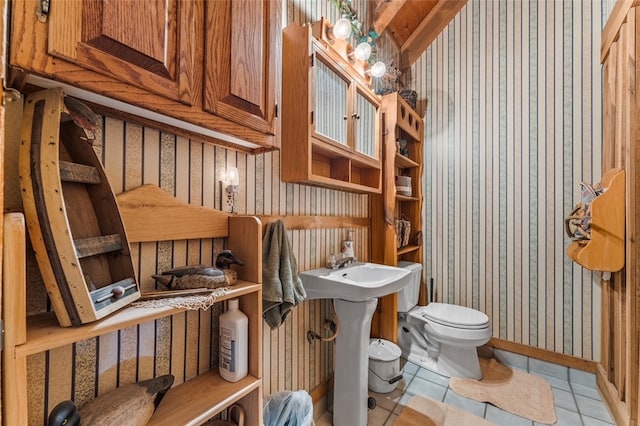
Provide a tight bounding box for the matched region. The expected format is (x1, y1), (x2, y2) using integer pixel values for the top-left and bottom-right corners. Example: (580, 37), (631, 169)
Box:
(370, 61), (386, 78)
(354, 42), (372, 61)
(332, 18), (352, 40)
(227, 167), (239, 186)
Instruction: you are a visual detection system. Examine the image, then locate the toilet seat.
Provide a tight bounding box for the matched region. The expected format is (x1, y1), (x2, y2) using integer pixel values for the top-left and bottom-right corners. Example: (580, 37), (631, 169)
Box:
(421, 303), (489, 330)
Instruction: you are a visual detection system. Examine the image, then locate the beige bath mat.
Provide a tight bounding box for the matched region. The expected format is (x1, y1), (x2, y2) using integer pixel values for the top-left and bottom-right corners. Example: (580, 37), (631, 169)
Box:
(449, 357), (557, 424)
(394, 395), (496, 426)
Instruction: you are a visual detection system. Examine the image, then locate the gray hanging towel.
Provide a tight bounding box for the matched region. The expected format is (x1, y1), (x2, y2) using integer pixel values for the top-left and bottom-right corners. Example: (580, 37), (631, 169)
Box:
(262, 220), (307, 329)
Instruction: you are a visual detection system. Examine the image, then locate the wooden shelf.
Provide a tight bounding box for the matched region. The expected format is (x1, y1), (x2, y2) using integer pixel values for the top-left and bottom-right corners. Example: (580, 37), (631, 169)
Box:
(147, 371), (261, 426)
(566, 168), (625, 272)
(17, 281), (261, 357)
(397, 194), (420, 202)
(395, 153), (420, 169)
(397, 245), (420, 256)
(4, 185), (264, 425)
(371, 93), (425, 342)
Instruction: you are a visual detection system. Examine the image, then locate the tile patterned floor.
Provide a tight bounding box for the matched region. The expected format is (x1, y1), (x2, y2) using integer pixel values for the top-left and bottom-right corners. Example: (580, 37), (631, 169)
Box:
(315, 349), (615, 426)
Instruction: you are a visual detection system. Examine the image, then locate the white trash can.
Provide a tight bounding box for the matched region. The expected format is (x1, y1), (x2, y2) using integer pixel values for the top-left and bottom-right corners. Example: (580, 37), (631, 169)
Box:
(368, 338), (403, 393)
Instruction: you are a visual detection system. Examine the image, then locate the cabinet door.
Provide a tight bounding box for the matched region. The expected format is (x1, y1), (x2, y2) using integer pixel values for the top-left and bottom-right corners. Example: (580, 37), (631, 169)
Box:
(46, 0), (201, 105)
(204, 0), (278, 136)
(354, 85), (380, 159)
(313, 56), (350, 146)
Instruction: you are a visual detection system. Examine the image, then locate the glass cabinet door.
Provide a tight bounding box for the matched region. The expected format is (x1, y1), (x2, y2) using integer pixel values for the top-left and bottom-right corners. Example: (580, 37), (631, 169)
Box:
(354, 88), (379, 159)
(314, 57), (349, 145)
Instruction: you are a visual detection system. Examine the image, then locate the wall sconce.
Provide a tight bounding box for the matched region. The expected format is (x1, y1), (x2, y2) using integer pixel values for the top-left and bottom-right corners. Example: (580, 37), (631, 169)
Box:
(353, 42), (372, 61)
(224, 167), (239, 213)
(369, 61), (387, 78)
(328, 18), (352, 41)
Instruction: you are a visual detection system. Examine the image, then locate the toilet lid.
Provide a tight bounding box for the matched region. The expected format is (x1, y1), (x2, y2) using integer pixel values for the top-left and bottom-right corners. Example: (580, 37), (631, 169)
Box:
(421, 303), (489, 330)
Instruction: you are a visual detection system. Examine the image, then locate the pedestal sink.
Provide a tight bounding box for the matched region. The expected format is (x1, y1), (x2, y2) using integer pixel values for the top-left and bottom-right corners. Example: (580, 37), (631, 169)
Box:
(299, 263), (412, 426)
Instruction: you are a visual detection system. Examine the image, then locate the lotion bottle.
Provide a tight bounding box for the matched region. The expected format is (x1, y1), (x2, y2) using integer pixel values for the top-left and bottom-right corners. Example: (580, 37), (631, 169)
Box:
(219, 299), (248, 382)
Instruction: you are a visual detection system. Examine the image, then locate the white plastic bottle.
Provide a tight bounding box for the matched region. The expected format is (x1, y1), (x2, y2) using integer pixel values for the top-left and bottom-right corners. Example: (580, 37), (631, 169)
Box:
(219, 298), (248, 382)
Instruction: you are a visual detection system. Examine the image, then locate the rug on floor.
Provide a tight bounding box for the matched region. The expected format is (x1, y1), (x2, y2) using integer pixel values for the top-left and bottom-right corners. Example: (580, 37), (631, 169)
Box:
(449, 357), (557, 424)
(394, 395), (496, 426)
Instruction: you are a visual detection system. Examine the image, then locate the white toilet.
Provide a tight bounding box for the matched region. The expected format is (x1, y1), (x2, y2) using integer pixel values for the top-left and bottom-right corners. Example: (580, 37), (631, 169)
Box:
(396, 261), (492, 380)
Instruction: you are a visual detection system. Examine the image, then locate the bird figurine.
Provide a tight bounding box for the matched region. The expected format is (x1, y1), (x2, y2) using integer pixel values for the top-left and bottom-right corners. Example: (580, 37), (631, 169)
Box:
(48, 375), (174, 426)
(215, 250), (245, 286)
(152, 265), (227, 290)
(151, 250), (244, 290)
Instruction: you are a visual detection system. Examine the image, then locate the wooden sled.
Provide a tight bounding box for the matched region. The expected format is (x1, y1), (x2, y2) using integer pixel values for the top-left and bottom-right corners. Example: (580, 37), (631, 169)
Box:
(19, 88), (140, 327)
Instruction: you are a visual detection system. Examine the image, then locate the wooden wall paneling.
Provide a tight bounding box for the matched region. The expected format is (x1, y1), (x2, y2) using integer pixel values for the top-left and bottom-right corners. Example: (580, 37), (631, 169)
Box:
(138, 321), (156, 380)
(185, 310), (199, 380)
(622, 12), (638, 423)
(628, 7), (640, 424)
(171, 312), (187, 385)
(26, 352), (46, 424)
(47, 345), (74, 414)
(198, 310), (212, 374)
(118, 326), (138, 386)
(97, 332), (118, 395)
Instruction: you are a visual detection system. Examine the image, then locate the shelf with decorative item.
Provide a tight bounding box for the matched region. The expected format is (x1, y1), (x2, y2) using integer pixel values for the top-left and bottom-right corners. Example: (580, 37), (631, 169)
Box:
(566, 168), (625, 272)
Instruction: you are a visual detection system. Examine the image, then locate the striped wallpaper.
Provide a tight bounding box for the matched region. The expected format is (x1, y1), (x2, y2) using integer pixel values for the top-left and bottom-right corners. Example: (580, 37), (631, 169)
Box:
(411, 0), (610, 360)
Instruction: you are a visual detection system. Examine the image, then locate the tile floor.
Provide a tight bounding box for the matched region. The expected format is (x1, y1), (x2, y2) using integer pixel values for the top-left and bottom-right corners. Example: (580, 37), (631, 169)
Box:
(315, 349), (615, 426)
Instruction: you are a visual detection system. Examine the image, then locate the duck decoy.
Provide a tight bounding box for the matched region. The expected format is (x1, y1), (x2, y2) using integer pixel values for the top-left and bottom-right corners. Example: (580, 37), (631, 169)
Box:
(152, 265), (227, 290)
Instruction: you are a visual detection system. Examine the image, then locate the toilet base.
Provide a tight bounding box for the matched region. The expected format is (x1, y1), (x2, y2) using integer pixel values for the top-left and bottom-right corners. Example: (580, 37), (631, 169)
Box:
(398, 321), (484, 380)
(404, 345), (483, 380)
(437, 343), (482, 380)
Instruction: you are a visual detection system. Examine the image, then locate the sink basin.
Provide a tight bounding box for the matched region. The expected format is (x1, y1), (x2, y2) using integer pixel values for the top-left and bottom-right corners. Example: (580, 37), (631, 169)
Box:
(300, 262), (412, 302)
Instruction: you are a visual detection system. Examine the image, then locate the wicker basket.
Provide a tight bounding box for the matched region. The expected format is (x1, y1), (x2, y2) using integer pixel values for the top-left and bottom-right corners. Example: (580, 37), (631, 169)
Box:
(399, 89), (417, 110)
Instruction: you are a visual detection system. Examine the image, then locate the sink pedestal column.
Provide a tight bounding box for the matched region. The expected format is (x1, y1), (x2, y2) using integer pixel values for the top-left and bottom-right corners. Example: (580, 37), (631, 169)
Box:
(332, 298), (378, 426)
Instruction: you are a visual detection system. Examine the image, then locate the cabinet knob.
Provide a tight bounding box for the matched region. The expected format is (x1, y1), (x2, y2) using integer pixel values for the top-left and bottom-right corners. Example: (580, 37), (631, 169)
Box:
(351, 113), (361, 120)
(343, 116), (348, 120)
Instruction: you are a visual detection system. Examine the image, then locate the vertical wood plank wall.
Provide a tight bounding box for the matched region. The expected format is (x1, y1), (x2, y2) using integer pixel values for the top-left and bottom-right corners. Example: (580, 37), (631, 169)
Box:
(597, 3), (640, 425)
(410, 0), (608, 360)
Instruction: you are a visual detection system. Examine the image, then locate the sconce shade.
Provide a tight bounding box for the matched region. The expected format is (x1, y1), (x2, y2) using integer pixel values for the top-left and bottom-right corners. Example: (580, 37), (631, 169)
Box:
(354, 42), (372, 61)
(370, 61), (387, 78)
(332, 18), (352, 40)
(227, 167), (240, 186)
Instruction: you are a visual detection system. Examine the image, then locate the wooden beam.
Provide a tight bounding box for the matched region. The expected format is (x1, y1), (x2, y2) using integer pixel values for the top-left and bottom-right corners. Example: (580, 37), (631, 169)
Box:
(487, 338), (598, 373)
(258, 215), (370, 231)
(399, 0), (467, 69)
(601, 0), (639, 64)
(2, 213), (29, 426)
(372, 0), (407, 36)
(597, 363), (631, 426)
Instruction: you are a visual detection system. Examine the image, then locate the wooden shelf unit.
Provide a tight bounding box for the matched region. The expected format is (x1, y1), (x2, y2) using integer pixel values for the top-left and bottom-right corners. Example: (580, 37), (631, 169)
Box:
(281, 19), (382, 193)
(566, 168), (625, 272)
(371, 93), (425, 342)
(3, 185), (264, 425)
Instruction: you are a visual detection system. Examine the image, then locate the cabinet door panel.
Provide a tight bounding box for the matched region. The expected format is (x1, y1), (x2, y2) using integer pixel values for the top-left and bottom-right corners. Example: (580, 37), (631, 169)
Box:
(204, 0), (277, 135)
(354, 89), (379, 159)
(314, 58), (349, 145)
(47, 0), (200, 104)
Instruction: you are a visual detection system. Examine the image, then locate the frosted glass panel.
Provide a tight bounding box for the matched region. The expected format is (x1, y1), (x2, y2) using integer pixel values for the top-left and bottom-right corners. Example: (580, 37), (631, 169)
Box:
(315, 59), (348, 145)
(354, 91), (377, 158)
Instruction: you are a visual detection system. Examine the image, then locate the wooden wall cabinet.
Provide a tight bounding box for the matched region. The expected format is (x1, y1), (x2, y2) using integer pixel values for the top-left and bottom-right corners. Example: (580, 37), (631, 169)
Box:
(371, 93), (424, 341)
(9, 0), (279, 152)
(281, 20), (382, 193)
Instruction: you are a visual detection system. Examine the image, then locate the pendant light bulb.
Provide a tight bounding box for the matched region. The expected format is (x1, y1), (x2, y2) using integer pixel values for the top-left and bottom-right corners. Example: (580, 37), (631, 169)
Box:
(354, 42), (372, 61)
(332, 18), (352, 40)
(370, 61), (387, 78)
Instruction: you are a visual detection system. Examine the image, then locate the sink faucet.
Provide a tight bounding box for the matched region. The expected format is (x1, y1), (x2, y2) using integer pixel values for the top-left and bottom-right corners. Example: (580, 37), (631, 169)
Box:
(336, 256), (354, 268)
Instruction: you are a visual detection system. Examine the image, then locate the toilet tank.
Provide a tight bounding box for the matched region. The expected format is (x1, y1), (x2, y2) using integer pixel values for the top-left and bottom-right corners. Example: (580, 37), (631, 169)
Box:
(396, 261), (423, 313)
